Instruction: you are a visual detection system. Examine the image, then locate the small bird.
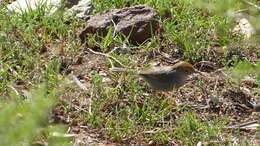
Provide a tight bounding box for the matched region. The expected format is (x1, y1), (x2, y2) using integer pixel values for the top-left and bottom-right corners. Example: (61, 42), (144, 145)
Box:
(138, 61), (196, 91)
(110, 61), (199, 91)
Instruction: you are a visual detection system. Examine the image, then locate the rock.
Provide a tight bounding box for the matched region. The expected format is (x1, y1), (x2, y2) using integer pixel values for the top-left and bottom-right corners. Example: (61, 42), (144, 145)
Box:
(7, 0), (61, 14)
(7, 0), (92, 19)
(79, 5), (159, 44)
(64, 0), (81, 8)
(65, 0), (92, 19)
(232, 12), (255, 39)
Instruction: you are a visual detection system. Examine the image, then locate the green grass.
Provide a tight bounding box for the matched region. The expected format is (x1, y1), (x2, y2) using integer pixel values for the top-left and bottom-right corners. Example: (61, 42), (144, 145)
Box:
(0, 2), (81, 94)
(0, 2), (77, 145)
(0, 85), (71, 146)
(0, 0), (259, 145)
(85, 71), (227, 144)
(173, 112), (226, 145)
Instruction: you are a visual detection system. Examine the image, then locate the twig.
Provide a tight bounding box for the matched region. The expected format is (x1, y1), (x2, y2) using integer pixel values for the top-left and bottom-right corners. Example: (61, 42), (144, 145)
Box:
(242, 0), (260, 10)
(173, 103), (210, 110)
(51, 132), (76, 138)
(79, 125), (89, 129)
(194, 60), (217, 70)
(6, 64), (32, 85)
(72, 75), (88, 91)
(235, 9), (249, 14)
(71, 75), (92, 114)
(157, 51), (179, 64)
(107, 47), (120, 54)
(122, 128), (161, 141)
(89, 86), (93, 115)
(213, 76), (219, 92)
(213, 68), (228, 77)
(71, 103), (88, 113)
(225, 120), (258, 129)
(66, 127), (71, 133)
(108, 58), (115, 68)
(9, 85), (20, 96)
(85, 47), (127, 68)
(109, 67), (131, 72)
(111, 17), (117, 38)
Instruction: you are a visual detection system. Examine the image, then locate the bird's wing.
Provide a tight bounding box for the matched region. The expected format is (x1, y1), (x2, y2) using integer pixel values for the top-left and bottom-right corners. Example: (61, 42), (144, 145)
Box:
(138, 66), (174, 75)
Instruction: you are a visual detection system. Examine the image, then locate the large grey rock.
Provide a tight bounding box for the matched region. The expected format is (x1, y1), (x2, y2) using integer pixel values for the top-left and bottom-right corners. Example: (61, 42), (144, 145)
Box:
(79, 5), (159, 44)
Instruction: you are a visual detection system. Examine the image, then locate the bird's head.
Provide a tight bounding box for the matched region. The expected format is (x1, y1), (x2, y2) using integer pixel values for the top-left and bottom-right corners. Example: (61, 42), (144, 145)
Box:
(173, 61), (196, 75)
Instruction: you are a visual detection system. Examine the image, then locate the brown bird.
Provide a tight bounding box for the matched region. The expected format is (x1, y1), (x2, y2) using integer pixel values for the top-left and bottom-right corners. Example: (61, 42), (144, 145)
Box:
(138, 61), (196, 91)
(111, 61), (200, 91)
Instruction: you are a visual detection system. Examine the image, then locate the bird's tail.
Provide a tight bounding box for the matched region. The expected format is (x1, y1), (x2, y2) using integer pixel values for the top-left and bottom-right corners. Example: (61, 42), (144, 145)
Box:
(109, 67), (131, 73)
